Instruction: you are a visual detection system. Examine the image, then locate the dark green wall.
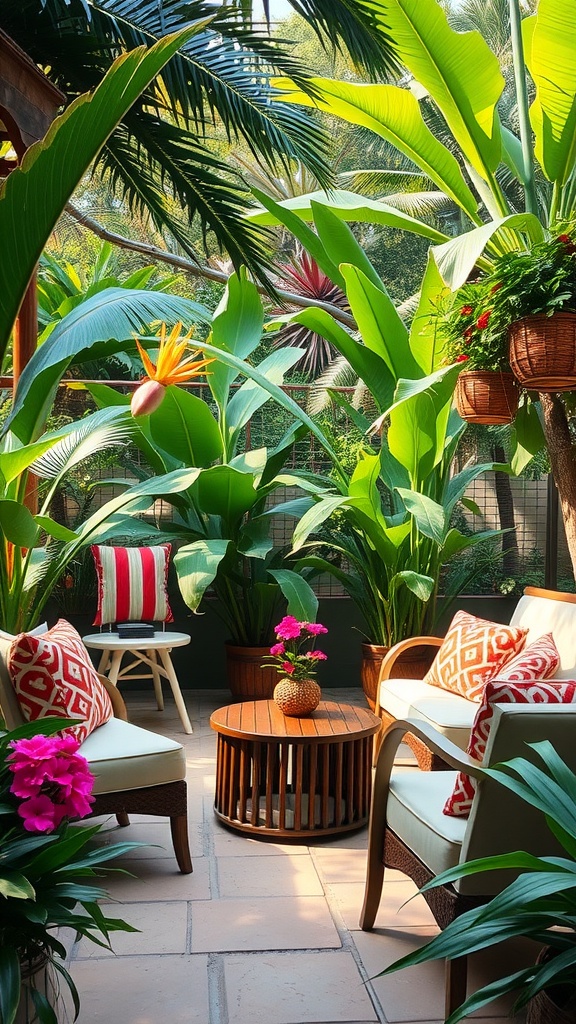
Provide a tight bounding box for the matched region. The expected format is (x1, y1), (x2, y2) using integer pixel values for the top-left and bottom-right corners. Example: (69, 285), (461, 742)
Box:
(53, 595), (517, 691)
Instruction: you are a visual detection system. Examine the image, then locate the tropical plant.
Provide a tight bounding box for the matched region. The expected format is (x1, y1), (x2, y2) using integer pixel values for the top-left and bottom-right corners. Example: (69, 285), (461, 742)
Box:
(381, 739), (576, 1023)
(88, 271), (323, 646)
(254, 199), (505, 646)
(433, 280), (510, 372)
(0, 718), (141, 1024)
(0, 29), (219, 632)
(253, 0), (576, 576)
(2, 0), (400, 279)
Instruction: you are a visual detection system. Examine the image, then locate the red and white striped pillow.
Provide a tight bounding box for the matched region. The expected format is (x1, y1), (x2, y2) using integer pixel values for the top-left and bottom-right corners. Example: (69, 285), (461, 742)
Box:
(443, 677), (576, 817)
(9, 618), (113, 742)
(91, 544), (173, 626)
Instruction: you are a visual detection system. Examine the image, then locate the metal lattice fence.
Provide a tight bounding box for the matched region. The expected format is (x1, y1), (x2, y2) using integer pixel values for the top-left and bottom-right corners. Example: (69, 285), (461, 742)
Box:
(49, 381), (570, 601)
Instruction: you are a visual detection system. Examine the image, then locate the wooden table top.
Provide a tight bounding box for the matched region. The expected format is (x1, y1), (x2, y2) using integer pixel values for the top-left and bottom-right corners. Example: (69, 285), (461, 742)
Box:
(210, 700), (380, 743)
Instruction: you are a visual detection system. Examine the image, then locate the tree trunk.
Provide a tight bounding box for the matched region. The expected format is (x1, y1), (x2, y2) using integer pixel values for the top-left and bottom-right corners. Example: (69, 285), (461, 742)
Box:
(491, 442), (518, 577)
(540, 394), (576, 580)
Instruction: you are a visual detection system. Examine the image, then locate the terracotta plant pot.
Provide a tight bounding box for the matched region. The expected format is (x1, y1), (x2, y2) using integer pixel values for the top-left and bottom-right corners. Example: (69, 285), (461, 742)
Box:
(455, 370), (519, 425)
(273, 677), (322, 717)
(360, 642), (437, 711)
(509, 312), (576, 392)
(224, 643), (277, 700)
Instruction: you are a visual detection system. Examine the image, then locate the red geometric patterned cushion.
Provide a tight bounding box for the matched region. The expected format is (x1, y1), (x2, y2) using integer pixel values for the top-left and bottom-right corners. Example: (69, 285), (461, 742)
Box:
(423, 610), (528, 701)
(443, 678), (576, 817)
(8, 619), (113, 742)
(92, 544), (173, 626)
(497, 632), (559, 681)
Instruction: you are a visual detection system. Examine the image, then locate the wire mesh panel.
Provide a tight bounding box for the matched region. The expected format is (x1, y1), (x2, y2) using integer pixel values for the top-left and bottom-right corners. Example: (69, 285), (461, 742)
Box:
(49, 382), (567, 600)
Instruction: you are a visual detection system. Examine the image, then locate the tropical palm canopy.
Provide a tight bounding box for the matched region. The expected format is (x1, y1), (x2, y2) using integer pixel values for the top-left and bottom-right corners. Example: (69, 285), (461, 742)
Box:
(0, 0), (398, 278)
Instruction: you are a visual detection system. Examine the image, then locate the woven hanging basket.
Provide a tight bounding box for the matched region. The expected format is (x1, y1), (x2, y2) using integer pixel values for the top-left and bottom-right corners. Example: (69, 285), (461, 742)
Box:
(509, 312), (576, 392)
(455, 370), (519, 425)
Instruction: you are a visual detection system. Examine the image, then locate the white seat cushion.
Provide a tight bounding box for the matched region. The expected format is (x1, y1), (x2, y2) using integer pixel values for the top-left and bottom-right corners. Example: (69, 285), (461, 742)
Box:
(80, 717), (186, 795)
(387, 770), (467, 877)
(510, 594), (576, 676)
(379, 678), (477, 748)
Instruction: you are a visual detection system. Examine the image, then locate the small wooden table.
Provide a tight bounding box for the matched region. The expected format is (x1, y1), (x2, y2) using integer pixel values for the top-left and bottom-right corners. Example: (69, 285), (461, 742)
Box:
(210, 700), (380, 838)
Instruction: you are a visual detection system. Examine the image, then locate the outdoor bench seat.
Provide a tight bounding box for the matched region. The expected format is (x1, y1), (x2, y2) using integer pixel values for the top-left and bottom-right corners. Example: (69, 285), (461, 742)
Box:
(374, 586), (576, 769)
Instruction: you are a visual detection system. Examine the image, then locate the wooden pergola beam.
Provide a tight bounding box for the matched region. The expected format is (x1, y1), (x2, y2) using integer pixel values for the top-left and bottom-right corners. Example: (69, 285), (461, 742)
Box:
(0, 30), (65, 384)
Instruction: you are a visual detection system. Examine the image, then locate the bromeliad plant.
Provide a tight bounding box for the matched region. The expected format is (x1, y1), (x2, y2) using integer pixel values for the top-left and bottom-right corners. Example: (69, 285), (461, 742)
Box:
(381, 740), (576, 1022)
(0, 719), (141, 1024)
(265, 616), (328, 681)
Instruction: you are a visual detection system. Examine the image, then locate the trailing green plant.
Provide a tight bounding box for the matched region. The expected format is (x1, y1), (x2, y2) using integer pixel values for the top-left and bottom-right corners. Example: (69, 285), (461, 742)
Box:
(380, 739), (576, 1022)
(0, 718), (142, 1024)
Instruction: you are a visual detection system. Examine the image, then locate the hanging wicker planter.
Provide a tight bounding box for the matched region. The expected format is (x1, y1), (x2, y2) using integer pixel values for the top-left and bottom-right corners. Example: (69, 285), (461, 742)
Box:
(455, 370), (519, 425)
(509, 312), (576, 392)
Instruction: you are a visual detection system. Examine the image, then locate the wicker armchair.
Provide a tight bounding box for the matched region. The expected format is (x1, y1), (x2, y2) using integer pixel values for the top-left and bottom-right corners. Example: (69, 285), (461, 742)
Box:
(360, 704), (576, 1016)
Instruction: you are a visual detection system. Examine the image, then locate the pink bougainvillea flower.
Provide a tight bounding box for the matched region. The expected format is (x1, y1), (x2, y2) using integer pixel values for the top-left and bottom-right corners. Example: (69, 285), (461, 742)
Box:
(18, 794), (60, 833)
(131, 322), (214, 417)
(305, 622), (328, 635)
(309, 650), (328, 660)
(282, 661), (295, 675)
(270, 642), (285, 656)
(476, 310), (491, 330)
(460, 305), (474, 316)
(275, 616), (302, 640)
(456, 354), (470, 363)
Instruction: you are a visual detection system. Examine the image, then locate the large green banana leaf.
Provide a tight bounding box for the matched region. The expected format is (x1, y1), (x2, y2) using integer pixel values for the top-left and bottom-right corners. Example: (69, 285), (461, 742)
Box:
(358, 0), (504, 182)
(430, 213), (545, 290)
(0, 24), (204, 362)
(6, 287), (211, 444)
(247, 188), (449, 245)
(524, 0), (576, 186)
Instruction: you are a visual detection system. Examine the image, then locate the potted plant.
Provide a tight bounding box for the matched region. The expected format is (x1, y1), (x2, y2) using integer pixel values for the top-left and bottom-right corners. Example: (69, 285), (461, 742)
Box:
(264, 615), (328, 716)
(487, 230), (576, 392)
(245, 197), (508, 708)
(434, 279), (520, 425)
(380, 739), (576, 1024)
(0, 718), (140, 1024)
(90, 273), (322, 699)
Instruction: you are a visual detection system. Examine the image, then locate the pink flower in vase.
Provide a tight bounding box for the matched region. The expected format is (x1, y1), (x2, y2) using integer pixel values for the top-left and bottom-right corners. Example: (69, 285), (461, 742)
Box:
(282, 661), (295, 675)
(275, 616), (302, 640)
(270, 642), (285, 656)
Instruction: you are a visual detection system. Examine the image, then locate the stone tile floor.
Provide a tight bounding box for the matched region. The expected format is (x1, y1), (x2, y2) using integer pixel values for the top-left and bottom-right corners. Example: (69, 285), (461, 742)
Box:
(68, 688), (534, 1023)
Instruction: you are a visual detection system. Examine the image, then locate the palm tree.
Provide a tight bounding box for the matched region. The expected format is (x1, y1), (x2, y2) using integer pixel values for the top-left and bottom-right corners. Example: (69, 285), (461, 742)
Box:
(1, 0), (400, 280)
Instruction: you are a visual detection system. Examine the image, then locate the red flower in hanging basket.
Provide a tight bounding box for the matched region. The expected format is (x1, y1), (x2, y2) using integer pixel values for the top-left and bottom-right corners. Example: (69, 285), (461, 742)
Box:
(456, 354), (470, 363)
(476, 310), (492, 330)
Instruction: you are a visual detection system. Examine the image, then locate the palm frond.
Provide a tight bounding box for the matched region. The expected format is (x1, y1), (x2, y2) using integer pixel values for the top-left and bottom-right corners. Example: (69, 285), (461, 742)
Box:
(307, 355), (358, 414)
(382, 191), (456, 219)
(31, 409), (133, 482)
(339, 168), (434, 195)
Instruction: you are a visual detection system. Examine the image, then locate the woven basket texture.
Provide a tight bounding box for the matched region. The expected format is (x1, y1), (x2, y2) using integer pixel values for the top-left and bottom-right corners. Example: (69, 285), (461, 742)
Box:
(455, 370), (519, 424)
(509, 313), (576, 392)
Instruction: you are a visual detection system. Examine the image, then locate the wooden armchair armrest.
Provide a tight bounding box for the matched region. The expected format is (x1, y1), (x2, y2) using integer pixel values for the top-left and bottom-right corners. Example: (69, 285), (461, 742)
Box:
(374, 636), (443, 718)
(97, 673), (128, 722)
(378, 718), (483, 779)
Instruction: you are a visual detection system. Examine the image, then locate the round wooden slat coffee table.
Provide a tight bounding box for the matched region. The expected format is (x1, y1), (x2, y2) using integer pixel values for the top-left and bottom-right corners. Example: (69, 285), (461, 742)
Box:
(210, 700), (380, 838)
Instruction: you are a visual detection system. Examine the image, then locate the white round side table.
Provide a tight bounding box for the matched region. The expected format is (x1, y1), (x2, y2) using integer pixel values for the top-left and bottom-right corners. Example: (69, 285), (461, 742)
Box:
(83, 631), (193, 734)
